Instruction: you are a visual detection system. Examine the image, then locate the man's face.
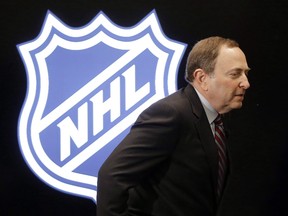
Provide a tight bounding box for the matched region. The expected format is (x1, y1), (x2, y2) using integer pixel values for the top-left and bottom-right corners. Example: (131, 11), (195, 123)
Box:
(206, 45), (250, 114)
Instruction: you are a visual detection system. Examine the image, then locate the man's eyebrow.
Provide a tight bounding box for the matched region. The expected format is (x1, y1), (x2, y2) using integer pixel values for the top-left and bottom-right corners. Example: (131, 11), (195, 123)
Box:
(244, 68), (251, 75)
(227, 67), (251, 73)
(245, 67), (251, 72)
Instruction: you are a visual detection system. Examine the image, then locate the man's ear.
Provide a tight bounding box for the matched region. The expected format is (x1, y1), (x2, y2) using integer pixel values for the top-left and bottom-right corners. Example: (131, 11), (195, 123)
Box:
(193, 69), (208, 91)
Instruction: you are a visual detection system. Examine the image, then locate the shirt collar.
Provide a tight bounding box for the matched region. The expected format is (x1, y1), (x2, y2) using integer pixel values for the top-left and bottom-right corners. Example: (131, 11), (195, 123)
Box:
(194, 88), (218, 124)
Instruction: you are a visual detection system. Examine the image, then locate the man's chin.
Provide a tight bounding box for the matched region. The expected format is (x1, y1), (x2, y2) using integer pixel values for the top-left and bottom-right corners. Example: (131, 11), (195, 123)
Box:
(233, 102), (243, 109)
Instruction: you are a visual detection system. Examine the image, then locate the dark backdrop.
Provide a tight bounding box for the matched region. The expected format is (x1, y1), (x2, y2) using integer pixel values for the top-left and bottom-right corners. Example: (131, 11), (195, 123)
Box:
(1, 0), (288, 215)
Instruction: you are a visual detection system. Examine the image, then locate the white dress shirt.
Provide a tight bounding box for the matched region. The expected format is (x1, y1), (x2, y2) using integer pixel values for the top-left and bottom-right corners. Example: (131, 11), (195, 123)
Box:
(194, 88), (218, 135)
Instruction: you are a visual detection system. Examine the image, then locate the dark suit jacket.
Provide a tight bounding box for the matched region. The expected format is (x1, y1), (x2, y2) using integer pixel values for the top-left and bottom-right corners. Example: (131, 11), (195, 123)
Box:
(97, 84), (231, 216)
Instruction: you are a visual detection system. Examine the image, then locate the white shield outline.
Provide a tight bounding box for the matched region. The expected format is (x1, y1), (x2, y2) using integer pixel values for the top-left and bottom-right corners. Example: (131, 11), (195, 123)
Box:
(17, 9), (186, 202)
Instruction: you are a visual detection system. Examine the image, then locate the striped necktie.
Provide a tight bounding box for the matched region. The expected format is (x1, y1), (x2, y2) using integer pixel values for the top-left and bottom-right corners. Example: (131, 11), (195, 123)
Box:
(214, 114), (227, 199)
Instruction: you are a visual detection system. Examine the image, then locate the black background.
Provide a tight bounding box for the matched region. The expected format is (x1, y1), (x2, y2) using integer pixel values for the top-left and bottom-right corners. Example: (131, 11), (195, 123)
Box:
(1, 0), (288, 215)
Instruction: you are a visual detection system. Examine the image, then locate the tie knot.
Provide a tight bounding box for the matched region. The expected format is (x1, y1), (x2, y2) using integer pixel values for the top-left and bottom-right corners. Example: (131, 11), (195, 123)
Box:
(214, 114), (223, 126)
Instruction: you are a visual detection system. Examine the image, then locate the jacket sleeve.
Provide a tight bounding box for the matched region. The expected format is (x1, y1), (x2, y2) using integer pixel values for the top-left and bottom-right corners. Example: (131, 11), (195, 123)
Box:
(96, 100), (181, 216)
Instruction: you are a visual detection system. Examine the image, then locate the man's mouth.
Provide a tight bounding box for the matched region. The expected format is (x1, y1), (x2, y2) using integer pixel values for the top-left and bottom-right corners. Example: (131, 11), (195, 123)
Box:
(235, 92), (245, 97)
(235, 94), (245, 99)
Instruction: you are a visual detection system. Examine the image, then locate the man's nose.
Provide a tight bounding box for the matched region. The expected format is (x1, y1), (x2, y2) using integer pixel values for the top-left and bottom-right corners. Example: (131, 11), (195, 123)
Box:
(239, 74), (250, 89)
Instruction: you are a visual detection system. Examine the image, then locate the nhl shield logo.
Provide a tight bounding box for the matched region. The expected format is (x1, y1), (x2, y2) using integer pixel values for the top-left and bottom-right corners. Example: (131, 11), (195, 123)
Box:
(17, 10), (186, 202)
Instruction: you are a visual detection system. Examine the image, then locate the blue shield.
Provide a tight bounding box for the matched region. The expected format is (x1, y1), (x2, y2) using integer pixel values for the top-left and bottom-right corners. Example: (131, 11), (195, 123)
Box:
(17, 10), (186, 202)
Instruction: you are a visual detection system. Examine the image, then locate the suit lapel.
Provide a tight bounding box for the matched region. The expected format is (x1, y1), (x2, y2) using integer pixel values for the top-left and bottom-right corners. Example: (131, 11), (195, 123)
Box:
(196, 116), (218, 197)
(184, 84), (219, 198)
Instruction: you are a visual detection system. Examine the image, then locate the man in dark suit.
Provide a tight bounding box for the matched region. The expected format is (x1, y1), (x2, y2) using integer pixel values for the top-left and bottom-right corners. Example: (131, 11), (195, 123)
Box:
(96, 36), (251, 216)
